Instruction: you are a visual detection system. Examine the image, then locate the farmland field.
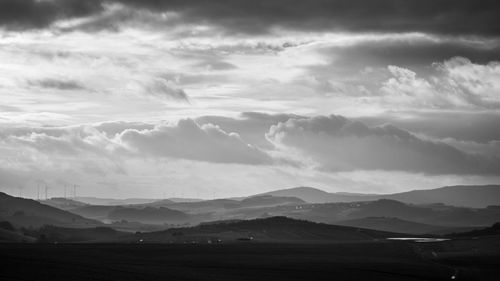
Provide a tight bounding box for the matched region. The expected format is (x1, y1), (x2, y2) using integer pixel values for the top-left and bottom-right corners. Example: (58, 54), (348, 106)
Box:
(1, 241), (499, 281)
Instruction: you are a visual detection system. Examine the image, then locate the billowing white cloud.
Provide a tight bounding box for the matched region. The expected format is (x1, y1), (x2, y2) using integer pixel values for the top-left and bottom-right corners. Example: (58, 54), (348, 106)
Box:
(0, 119), (272, 165)
(117, 119), (272, 164)
(2, 125), (116, 155)
(437, 57), (500, 108)
(381, 65), (455, 108)
(380, 57), (500, 110)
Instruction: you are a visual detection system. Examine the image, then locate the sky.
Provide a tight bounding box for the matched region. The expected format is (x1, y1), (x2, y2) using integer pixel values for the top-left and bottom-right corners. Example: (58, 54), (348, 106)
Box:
(1, 0), (500, 199)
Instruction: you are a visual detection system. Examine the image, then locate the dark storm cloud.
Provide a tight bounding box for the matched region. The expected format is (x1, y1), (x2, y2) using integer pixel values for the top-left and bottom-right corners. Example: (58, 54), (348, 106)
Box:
(266, 115), (500, 175)
(116, 0), (500, 36)
(317, 39), (500, 75)
(2, 0), (500, 37)
(0, 0), (103, 29)
(357, 111), (500, 144)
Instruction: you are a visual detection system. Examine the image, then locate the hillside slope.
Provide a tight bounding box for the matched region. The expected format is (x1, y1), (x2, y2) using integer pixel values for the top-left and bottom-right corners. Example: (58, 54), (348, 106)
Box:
(334, 217), (476, 235)
(387, 185), (500, 208)
(260, 187), (377, 203)
(0, 192), (100, 228)
(129, 216), (406, 243)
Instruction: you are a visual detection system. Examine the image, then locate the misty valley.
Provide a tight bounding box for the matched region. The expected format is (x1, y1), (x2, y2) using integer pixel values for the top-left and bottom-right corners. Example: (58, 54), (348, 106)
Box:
(1, 185), (500, 281)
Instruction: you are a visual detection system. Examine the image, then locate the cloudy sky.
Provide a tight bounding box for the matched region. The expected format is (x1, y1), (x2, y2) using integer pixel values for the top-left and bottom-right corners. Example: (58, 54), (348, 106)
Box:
(1, 0), (500, 199)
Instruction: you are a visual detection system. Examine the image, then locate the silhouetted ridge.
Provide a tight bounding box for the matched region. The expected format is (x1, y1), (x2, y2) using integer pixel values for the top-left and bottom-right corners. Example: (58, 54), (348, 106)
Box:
(450, 222), (500, 237)
(131, 216), (408, 243)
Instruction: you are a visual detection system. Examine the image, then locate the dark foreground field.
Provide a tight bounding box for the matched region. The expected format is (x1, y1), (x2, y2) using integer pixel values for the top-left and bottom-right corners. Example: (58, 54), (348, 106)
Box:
(1, 242), (499, 281)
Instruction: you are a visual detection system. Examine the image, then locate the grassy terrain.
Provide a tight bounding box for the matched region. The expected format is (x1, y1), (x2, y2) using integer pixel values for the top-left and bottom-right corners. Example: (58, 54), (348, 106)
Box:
(1, 241), (499, 281)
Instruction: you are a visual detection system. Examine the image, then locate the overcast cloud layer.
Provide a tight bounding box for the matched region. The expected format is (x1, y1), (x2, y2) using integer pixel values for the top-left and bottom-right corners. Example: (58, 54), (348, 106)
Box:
(2, 0), (500, 36)
(0, 0), (499, 198)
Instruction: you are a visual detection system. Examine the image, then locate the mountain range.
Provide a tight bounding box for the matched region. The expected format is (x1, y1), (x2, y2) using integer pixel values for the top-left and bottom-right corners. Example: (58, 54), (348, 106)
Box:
(260, 185), (500, 208)
(1, 184), (499, 240)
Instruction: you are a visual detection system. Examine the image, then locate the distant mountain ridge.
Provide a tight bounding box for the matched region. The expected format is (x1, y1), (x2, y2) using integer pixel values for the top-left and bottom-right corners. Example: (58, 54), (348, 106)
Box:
(108, 206), (190, 224)
(259, 187), (376, 204)
(261, 185), (500, 208)
(74, 197), (160, 206)
(145, 195), (305, 213)
(40, 185), (500, 209)
(386, 185), (500, 208)
(27, 185), (500, 235)
(261, 199), (500, 227)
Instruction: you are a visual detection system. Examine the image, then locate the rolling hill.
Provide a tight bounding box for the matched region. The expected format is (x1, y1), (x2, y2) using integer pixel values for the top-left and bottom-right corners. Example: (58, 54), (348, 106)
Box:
(259, 187), (376, 203)
(146, 198), (239, 212)
(260, 185), (500, 207)
(107, 206), (190, 224)
(449, 222), (500, 237)
(36, 186), (500, 233)
(39, 197), (88, 211)
(146, 196), (304, 214)
(69, 205), (116, 221)
(334, 217), (478, 235)
(0, 192), (101, 228)
(221, 199), (500, 228)
(68, 196), (500, 230)
(69, 205), (193, 225)
(239, 195), (305, 207)
(167, 198), (203, 203)
(129, 216), (407, 243)
(387, 185), (500, 208)
(74, 197), (160, 206)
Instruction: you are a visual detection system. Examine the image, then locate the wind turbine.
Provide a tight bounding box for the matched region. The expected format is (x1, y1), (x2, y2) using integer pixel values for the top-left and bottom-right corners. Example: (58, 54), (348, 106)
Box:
(42, 183), (49, 200)
(36, 180), (41, 200)
(73, 184), (80, 199)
